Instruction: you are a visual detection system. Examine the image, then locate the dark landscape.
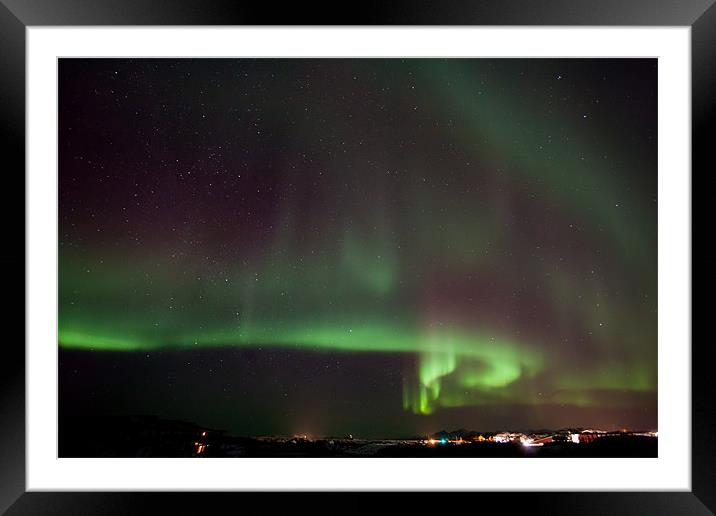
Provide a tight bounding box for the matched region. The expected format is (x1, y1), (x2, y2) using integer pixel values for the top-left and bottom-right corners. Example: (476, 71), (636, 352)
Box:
(59, 414), (657, 458)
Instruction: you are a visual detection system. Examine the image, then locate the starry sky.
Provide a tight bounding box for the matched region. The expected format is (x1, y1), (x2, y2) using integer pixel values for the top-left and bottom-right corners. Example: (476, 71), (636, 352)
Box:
(58, 58), (657, 437)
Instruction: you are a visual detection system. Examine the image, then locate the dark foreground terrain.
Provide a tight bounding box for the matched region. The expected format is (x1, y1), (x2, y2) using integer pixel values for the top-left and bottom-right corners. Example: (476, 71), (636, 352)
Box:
(59, 415), (657, 458)
(371, 438), (657, 458)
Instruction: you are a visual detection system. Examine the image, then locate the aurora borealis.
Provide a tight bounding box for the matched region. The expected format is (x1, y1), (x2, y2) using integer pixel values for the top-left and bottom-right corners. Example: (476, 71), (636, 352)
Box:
(59, 58), (657, 437)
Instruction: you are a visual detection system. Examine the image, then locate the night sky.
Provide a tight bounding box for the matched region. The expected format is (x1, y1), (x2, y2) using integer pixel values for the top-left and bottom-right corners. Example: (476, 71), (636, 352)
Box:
(59, 58), (657, 438)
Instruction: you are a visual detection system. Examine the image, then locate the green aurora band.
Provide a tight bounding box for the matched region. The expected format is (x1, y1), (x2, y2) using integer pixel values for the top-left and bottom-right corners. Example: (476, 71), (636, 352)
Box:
(59, 59), (656, 417)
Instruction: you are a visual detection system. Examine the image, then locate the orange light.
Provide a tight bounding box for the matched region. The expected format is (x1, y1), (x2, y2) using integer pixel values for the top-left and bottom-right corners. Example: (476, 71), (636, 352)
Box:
(202, 431), (206, 437)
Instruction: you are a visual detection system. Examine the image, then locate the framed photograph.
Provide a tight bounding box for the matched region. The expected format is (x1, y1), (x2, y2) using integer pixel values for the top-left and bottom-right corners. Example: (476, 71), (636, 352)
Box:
(4, 0), (707, 513)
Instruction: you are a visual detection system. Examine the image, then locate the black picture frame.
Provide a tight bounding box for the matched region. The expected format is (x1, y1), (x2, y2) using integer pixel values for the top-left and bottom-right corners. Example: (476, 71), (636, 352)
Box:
(2, 1), (706, 513)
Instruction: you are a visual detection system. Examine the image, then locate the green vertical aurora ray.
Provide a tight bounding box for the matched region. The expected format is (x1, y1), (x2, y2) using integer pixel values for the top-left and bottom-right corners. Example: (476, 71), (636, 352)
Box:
(420, 60), (655, 270)
(58, 58), (656, 420)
